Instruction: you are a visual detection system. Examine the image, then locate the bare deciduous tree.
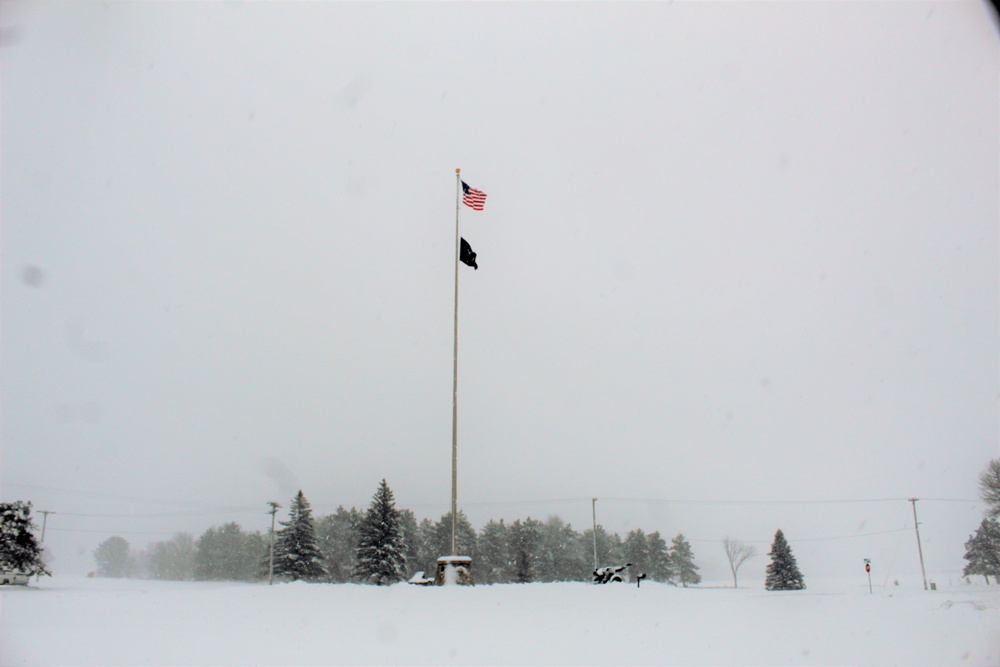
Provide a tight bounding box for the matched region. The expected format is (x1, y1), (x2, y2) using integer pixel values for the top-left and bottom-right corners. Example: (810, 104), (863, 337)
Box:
(979, 459), (1000, 518)
(722, 537), (756, 589)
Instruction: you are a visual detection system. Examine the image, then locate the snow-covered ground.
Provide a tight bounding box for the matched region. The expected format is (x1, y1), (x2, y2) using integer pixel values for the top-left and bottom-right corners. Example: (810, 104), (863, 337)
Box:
(2, 575), (997, 666)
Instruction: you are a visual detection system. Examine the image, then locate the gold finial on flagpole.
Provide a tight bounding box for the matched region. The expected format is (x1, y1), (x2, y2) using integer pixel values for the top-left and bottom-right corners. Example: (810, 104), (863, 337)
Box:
(456, 168), (461, 174)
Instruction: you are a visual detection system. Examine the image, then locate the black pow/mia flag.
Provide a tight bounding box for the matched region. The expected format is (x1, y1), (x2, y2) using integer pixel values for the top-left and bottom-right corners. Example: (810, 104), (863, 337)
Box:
(460, 238), (478, 270)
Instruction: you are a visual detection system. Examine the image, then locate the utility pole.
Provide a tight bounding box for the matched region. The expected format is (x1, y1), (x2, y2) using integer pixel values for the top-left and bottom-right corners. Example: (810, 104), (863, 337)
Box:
(37, 510), (54, 582)
(591, 498), (598, 569)
(267, 501), (281, 586)
(39, 510), (54, 543)
(908, 498), (928, 591)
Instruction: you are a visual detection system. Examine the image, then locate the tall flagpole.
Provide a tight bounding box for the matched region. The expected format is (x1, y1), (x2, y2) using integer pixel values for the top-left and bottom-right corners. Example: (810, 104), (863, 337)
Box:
(451, 168), (461, 555)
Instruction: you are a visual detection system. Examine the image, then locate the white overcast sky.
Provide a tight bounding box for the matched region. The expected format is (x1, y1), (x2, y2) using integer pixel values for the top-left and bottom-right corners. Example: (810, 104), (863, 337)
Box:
(2, 1), (997, 582)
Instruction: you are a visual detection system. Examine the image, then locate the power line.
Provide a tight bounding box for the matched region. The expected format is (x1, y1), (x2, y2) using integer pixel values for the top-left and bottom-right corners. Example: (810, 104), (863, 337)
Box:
(916, 498), (981, 503)
(797, 527), (912, 543)
(9, 482), (977, 513)
(600, 497), (912, 506)
(47, 527), (188, 536)
(53, 508), (262, 519)
(3, 482), (256, 512)
(689, 527), (912, 545)
(404, 496), (978, 509)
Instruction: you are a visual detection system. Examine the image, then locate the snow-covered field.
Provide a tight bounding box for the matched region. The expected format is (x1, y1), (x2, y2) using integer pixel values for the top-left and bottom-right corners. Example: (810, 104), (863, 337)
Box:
(2, 576), (997, 666)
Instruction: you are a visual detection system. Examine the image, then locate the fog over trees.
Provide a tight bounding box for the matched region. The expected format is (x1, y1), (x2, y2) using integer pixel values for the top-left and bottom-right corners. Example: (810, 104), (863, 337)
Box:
(94, 536), (132, 578)
(195, 524), (264, 582)
(90, 486), (705, 585)
(79, 461), (1000, 588)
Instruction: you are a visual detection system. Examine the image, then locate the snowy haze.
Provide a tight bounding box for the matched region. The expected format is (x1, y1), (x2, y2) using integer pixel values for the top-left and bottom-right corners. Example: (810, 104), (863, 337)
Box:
(1, 1), (997, 584)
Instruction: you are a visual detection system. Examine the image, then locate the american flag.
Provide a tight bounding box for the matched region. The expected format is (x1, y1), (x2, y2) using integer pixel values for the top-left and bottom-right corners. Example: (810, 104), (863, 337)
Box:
(462, 181), (487, 211)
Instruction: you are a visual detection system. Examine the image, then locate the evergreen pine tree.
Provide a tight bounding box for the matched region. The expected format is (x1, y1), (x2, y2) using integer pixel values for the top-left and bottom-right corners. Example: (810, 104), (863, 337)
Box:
(478, 519), (511, 583)
(623, 528), (651, 577)
(645, 532), (674, 583)
(536, 516), (588, 582)
(353, 479), (407, 585)
(429, 511), (477, 563)
(582, 525), (625, 567)
(508, 518), (542, 583)
(765, 529), (805, 591)
(416, 518), (439, 577)
(316, 506), (364, 582)
(237, 530), (267, 581)
(669, 533), (700, 586)
(963, 517), (1000, 584)
(272, 490), (326, 582)
(196, 524), (235, 581)
(398, 509), (424, 579)
(0, 501), (50, 577)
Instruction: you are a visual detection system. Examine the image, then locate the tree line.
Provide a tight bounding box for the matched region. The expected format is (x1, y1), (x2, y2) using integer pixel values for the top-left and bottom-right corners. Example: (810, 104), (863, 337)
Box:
(26, 458), (998, 587)
(94, 480), (702, 586)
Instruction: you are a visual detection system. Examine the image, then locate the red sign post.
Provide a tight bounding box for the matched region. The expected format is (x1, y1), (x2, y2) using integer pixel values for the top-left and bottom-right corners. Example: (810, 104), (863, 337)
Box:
(864, 559), (872, 594)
